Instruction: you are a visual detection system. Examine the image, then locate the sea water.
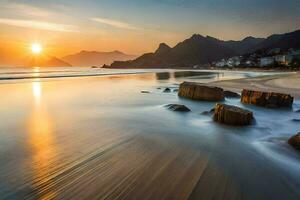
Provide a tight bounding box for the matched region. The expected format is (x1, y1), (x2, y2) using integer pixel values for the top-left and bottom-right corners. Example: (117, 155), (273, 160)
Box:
(0, 68), (299, 199)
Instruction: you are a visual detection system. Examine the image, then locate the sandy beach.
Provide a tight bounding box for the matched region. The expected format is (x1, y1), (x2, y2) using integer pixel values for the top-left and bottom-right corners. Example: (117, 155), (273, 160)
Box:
(210, 71), (300, 99)
(1, 0), (300, 199)
(0, 69), (300, 200)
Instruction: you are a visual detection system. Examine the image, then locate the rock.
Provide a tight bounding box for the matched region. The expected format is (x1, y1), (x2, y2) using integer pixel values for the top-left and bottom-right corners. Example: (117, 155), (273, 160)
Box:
(163, 88), (171, 93)
(141, 91), (150, 93)
(178, 82), (224, 101)
(201, 108), (215, 115)
(295, 109), (300, 113)
(288, 133), (300, 150)
(166, 104), (191, 112)
(213, 103), (253, 126)
(173, 88), (179, 92)
(292, 119), (300, 122)
(224, 90), (241, 98)
(241, 89), (293, 108)
(91, 66), (98, 68)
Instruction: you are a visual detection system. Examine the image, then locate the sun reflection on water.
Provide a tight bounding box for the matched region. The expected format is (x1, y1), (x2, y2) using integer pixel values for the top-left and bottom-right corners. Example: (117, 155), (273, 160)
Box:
(27, 80), (57, 199)
(32, 67), (41, 104)
(32, 82), (41, 105)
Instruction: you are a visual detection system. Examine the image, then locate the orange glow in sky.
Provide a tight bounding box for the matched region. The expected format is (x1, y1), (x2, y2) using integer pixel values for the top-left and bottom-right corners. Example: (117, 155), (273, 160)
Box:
(0, 0), (299, 67)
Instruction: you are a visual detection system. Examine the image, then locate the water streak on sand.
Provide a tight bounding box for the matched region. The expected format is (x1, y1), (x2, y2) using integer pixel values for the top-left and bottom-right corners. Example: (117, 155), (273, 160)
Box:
(0, 69), (299, 200)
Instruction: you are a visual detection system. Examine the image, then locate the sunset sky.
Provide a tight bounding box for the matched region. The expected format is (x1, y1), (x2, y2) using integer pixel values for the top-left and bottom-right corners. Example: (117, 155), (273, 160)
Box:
(0, 0), (300, 58)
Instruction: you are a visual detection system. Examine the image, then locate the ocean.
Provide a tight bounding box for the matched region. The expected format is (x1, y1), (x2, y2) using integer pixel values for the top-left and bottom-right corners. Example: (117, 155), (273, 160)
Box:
(0, 67), (299, 199)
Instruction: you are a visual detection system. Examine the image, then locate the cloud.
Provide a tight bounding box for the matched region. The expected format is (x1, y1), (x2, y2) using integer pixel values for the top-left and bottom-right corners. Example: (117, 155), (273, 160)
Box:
(91, 17), (140, 30)
(0, 18), (78, 32)
(3, 3), (55, 17)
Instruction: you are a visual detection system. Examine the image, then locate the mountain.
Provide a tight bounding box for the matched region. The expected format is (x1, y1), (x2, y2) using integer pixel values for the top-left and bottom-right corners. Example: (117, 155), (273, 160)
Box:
(252, 30), (300, 52)
(155, 43), (172, 55)
(221, 36), (265, 54)
(62, 50), (137, 67)
(108, 29), (300, 69)
(0, 51), (72, 67)
(38, 56), (72, 67)
(24, 55), (72, 67)
(109, 34), (237, 68)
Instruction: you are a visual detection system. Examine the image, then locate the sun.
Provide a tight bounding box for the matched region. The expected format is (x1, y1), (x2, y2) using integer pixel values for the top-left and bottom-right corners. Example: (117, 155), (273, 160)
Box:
(31, 43), (42, 54)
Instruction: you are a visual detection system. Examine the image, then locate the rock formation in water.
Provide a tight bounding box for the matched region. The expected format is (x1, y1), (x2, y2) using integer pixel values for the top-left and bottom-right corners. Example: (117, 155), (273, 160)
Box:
(288, 133), (300, 150)
(141, 91), (150, 93)
(241, 89), (293, 108)
(163, 88), (171, 93)
(224, 90), (241, 98)
(178, 82), (224, 101)
(201, 108), (215, 115)
(166, 104), (191, 112)
(213, 103), (253, 126)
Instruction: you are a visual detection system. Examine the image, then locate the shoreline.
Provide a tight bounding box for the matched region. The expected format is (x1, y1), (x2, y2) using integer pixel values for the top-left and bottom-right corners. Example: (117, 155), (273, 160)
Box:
(1, 68), (300, 199)
(208, 71), (300, 99)
(1, 67), (299, 100)
(103, 66), (300, 72)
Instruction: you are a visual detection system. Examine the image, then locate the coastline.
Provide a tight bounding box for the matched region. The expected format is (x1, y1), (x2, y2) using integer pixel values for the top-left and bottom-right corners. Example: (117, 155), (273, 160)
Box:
(0, 68), (300, 199)
(209, 71), (300, 99)
(1, 67), (299, 100)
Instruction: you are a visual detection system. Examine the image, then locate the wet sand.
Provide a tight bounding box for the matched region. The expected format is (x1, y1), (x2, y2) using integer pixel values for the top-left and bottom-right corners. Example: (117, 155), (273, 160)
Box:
(210, 71), (300, 98)
(0, 70), (300, 200)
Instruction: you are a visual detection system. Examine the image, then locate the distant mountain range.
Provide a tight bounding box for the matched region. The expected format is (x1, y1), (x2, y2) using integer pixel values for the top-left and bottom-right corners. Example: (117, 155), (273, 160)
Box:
(0, 51), (72, 67)
(28, 56), (72, 67)
(0, 49), (136, 67)
(108, 29), (300, 68)
(62, 50), (137, 67)
(252, 30), (300, 51)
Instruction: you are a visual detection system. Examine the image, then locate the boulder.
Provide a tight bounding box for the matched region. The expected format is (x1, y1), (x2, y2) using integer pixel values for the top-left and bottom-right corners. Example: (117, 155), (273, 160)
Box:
(224, 90), (241, 98)
(241, 89), (293, 108)
(141, 91), (150, 93)
(292, 119), (300, 122)
(288, 133), (300, 150)
(213, 103), (253, 126)
(166, 104), (191, 112)
(178, 82), (224, 101)
(201, 108), (215, 115)
(163, 88), (171, 93)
